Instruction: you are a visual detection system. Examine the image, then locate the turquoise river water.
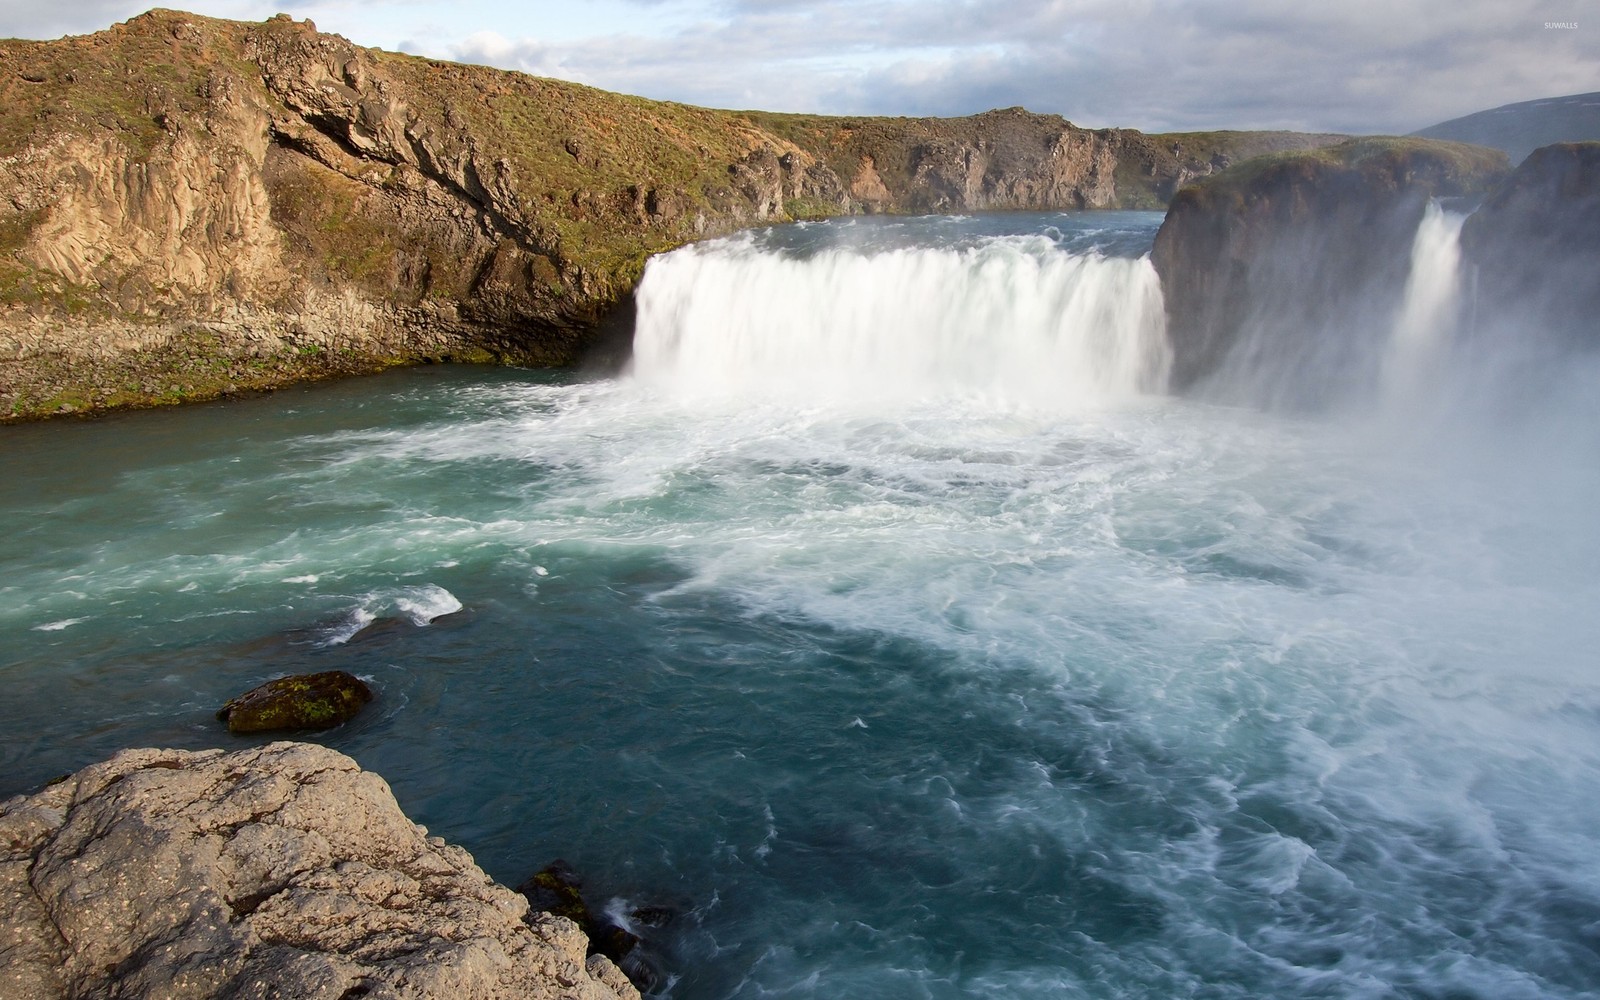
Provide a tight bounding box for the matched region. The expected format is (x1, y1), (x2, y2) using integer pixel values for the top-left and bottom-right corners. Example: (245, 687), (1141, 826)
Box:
(3, 212), (1599, 998)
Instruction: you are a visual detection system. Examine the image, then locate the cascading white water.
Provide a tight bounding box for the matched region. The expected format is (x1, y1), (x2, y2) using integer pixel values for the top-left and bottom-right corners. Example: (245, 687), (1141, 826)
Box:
(629, 233), (1171, 407)
(1381, 201), (1467, 401)
(8, 210), (1600, 999)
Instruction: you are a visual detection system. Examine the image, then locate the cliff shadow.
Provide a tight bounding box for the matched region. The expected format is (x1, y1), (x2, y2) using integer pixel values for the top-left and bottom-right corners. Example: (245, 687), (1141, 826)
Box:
(577, 290), (638, 377)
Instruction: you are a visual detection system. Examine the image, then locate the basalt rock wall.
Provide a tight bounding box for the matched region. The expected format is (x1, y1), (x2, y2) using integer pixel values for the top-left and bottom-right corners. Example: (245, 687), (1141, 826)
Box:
(1150, 137), (1510, 407)
(1459, 141), (1600, 347)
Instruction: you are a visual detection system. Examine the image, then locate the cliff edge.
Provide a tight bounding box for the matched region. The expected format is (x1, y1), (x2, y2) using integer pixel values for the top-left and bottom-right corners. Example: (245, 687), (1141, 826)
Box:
(0, 741), (639, 1000)
(0, 9), (1343, 421)
(1150, 137), (1509, 406)
(1460, 141), (1600, 346)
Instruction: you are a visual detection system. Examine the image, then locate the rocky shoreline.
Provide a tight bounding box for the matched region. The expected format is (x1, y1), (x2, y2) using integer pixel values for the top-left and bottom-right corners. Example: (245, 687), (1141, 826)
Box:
(0, 742), (640, 1000)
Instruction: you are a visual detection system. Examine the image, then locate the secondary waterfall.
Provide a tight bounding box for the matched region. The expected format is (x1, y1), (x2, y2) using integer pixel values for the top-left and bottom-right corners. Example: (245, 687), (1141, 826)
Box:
(1381, 201), (1468, 401)
(630, 225), (1171, 407)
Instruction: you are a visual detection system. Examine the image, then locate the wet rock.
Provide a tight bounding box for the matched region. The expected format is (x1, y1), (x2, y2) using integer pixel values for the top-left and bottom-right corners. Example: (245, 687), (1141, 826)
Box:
(1460, 141), (1600, 346)
(0, 743), (639, 1000)
(216, 669), (373, 732)
(518, 859), (594, 927)
(628, 904), (676, 928)
(1151, 137), (1509, 406)
(517, 860), (665, 993)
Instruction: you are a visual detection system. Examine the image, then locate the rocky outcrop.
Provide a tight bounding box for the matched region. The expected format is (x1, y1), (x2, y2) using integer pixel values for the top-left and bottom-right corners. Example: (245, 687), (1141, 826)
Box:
(0, 742), (639, 1000)
(748, 110), (1347, 216)
(1150, 137), (1509, 407)
(1459, 141), (1600, 345)
(0, 9), (1345, 421)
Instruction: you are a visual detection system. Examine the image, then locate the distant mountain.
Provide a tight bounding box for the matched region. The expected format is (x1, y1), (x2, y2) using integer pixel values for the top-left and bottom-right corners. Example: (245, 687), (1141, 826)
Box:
(1412, 92), (1600, 163)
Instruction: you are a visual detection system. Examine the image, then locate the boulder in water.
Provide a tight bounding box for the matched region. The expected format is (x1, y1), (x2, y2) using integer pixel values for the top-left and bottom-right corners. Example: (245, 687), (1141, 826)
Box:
(216, 669), (373, 732)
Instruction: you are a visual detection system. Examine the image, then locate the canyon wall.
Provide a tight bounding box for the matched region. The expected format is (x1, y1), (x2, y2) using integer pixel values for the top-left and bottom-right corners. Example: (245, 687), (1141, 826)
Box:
(0, 9), (1343, 420)
(1150, 137), (1510, 407)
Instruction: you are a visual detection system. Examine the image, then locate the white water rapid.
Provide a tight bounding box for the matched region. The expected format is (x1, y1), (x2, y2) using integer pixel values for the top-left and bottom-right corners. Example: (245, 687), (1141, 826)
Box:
(6, 211), (1599, 1000)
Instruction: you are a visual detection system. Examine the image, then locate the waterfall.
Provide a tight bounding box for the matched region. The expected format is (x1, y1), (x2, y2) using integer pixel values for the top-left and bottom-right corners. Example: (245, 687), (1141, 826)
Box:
(1381, 201), (1467, 401)
(629, 232), (1171, 408)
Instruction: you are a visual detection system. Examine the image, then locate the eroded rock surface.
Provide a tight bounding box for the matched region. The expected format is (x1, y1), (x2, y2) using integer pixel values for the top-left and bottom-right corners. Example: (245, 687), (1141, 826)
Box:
(1460, 141), (1600, 345)
(0, 742), (639, 1000)
(1151, 137), (1509, 406)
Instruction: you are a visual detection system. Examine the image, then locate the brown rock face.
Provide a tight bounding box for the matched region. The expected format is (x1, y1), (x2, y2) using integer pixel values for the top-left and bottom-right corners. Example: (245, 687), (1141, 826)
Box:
(0, 9), (1346, 421)
(0, 742), (639, 1000)
(1459, 141), (1600, 346)
(1150, 138), (1509, 407)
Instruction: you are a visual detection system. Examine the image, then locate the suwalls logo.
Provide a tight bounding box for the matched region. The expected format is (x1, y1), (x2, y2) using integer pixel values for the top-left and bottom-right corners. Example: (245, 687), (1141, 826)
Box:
(1543, 21), (1579, 29)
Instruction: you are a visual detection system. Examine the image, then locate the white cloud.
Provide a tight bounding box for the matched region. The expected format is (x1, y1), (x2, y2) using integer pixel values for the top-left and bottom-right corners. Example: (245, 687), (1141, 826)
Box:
(464, 0), (1597, 132)
(1, 0), (1594, 133)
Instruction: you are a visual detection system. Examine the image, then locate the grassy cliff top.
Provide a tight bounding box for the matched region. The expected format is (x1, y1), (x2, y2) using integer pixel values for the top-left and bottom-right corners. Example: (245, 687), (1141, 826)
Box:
(1169, 136), (1511, 212)
(0, 8), (1346, 216)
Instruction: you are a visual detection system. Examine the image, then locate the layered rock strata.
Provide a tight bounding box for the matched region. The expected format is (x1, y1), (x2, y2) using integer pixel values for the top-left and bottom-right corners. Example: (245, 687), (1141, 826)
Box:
(0, 742), (639, 1000)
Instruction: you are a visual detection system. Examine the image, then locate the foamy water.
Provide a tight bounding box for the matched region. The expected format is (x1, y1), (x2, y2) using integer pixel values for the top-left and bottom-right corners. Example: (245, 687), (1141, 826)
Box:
(2, 211), (1597, 998)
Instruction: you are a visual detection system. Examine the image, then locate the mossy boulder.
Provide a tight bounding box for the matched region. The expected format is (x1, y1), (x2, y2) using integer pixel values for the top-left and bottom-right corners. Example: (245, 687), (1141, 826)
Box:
(216, 670), (373, 733)
(516, 859), (594, 928)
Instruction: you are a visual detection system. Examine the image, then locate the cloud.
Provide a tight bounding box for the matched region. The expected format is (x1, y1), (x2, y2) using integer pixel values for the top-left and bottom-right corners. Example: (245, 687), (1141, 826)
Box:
(447, 0), (1598, 133)
(0, 0), (153, 38)
(1, 0), (1593, 133)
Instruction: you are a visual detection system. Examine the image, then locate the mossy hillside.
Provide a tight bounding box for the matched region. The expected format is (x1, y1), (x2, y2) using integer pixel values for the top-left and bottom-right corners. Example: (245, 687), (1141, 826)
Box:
(263, 148), (490, 305)
(0, 11), (259, 160)
(1169, 136), (1511, 215)
(1110, 129), (1352, 208)
(366, 54), (757, 262)
(745, 111), (1348, 209)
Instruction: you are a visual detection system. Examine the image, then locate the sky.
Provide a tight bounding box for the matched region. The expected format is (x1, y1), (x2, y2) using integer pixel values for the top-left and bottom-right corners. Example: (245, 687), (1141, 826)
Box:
(0, 1), (1593, 134)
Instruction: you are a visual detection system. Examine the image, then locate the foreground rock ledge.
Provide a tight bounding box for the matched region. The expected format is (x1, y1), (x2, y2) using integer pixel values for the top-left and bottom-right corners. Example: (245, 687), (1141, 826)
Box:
(0, 742), (639, 1000)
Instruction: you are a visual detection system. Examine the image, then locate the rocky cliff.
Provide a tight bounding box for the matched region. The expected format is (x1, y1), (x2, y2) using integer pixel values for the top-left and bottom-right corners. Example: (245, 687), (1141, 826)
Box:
(1459, 141), (1600, 346)
(0, 742), (639, 1000)
(1150, 137), (1509, 407)
(0, 8), (1344, 421)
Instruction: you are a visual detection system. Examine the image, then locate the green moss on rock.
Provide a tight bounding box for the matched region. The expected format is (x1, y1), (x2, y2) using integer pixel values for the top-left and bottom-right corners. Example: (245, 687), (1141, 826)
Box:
(216, 670), (373, 733)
